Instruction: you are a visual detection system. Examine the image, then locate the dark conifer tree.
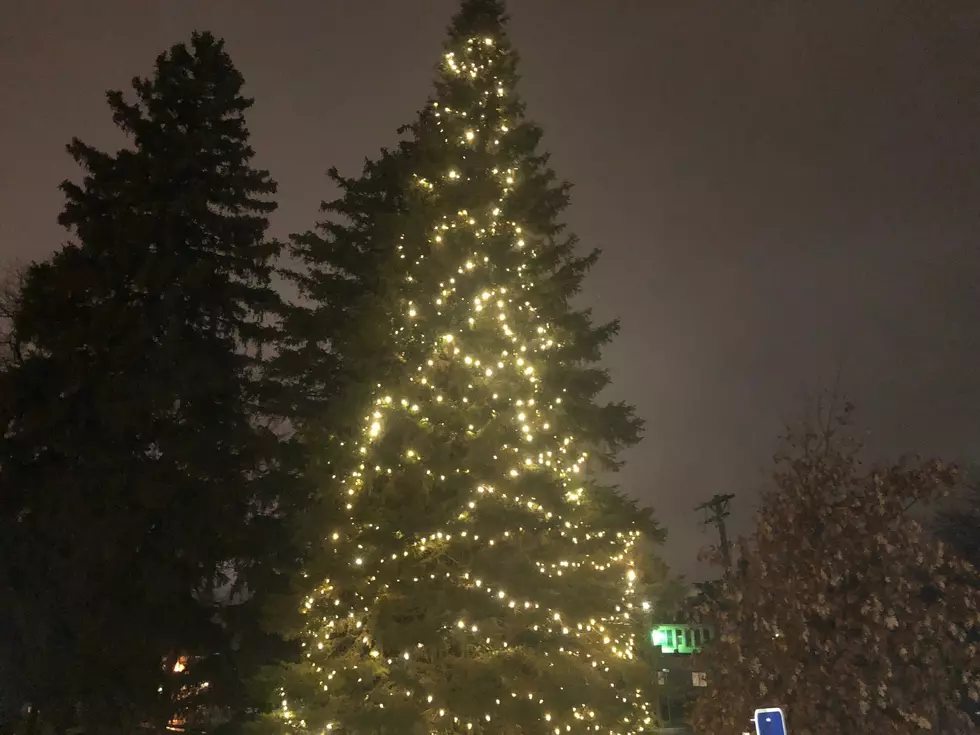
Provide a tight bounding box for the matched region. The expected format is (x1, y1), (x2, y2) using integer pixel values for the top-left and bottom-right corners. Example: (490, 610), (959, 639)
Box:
(0, 32), (302, 734)
(253, 2), (668, 733)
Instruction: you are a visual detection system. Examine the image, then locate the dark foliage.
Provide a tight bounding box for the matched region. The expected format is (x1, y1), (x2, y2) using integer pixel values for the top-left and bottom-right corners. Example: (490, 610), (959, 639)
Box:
(692, 403), (980, 734)
(0, 32), (304, 734)
(935, 476), (980, 571)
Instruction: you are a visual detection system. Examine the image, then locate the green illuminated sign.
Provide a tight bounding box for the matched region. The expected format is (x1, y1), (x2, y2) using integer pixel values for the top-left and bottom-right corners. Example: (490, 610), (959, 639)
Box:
(651, 624), (713, 654)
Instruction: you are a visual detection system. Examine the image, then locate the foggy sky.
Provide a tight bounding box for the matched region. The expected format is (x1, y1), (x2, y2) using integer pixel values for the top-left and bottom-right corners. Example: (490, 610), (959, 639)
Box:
(2, 0), (978, 579)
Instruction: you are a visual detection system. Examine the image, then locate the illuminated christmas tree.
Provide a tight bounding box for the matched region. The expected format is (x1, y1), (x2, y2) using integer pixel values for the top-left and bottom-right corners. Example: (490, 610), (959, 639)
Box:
(258, 1), (667, 732)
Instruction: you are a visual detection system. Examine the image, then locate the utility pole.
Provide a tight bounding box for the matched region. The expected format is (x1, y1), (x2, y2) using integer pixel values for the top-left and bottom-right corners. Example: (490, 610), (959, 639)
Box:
(696, 493), (735, 573)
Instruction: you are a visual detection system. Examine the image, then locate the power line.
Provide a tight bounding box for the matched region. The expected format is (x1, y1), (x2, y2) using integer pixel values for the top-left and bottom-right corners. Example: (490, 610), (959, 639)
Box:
(696, 493), (735, 574)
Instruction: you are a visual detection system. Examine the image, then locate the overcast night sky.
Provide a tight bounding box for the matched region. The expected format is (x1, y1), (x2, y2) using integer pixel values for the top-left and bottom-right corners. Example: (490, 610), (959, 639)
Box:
(2, 0), (978, 579)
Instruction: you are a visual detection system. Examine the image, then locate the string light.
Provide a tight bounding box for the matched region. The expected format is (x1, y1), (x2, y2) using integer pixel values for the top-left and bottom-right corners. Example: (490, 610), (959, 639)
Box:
(280, 11), (654, 735)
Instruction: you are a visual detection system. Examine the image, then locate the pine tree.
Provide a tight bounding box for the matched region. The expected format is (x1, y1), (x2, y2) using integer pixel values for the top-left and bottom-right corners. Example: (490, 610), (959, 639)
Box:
(255, 2), (668, 732)
(0, 32), (300, 733)
(0, 264), (26, 728)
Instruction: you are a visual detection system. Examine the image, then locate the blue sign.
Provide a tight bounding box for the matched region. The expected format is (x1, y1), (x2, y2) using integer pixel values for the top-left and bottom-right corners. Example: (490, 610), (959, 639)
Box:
(754, 707), (787, 735)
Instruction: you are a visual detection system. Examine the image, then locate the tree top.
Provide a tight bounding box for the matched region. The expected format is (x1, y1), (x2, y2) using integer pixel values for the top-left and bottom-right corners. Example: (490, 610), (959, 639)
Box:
(449, 0), (509, 40)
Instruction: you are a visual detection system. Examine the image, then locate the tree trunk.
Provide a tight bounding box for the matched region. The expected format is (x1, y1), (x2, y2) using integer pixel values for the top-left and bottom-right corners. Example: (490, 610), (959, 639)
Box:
(24, 707), (39, 735)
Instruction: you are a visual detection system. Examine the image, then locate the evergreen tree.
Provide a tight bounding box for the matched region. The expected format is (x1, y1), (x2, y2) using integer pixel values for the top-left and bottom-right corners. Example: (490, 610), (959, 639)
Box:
(0, 264), (25, 727)
(0, 32), (301, 733)
(692, 404), (980, 734)
(254, 2), (668, 732)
